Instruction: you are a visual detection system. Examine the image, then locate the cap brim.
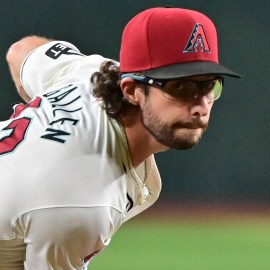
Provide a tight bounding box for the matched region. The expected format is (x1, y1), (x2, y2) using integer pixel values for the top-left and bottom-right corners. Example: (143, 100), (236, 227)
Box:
(141, 61), (241, 79)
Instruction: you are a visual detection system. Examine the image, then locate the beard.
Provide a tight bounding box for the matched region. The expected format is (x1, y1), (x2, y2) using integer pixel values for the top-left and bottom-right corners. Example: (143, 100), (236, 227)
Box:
(141, 102), (208, 150)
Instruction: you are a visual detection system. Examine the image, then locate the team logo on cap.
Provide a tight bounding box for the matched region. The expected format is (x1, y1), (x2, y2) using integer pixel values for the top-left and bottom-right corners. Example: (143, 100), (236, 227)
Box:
(183, 23), (210, 53)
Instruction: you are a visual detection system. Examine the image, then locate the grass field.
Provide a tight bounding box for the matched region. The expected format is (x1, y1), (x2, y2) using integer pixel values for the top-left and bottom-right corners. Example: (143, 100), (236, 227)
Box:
(89, 206), (270, 270)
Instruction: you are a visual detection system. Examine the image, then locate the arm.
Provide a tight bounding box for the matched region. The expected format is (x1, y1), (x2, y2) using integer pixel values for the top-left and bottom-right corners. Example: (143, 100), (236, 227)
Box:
(6, 35), (51, 102)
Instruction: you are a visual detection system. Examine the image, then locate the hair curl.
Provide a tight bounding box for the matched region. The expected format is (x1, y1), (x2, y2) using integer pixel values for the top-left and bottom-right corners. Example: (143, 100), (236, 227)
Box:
(91, 60), (131, 119)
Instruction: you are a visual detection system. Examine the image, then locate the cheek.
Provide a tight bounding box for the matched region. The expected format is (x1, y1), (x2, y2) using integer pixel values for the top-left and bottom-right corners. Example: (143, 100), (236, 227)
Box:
(205, 102), (214, 118)
(149, 98), (190, 122)
(209, 102), (214, 111)
(144, 89), (195, 122)
(144, 98), (167, 120)
(145, 92), (175, 112)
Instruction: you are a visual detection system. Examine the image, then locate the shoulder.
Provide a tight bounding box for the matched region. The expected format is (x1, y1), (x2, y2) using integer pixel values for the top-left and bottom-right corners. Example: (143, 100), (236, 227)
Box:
(21, 40), (113, 98)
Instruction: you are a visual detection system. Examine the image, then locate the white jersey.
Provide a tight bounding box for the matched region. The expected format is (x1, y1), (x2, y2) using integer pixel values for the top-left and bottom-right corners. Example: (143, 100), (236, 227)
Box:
(0, 41), (161, 269)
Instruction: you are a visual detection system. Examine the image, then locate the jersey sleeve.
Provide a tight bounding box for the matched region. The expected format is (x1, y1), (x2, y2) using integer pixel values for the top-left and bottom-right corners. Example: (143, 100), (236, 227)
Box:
(20, 41), (85, 98)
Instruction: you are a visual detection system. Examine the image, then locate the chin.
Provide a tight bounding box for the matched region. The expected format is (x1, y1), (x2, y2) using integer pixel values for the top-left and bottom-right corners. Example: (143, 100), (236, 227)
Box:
(158, 134), (202, 150)
(170, 129), (204, 150)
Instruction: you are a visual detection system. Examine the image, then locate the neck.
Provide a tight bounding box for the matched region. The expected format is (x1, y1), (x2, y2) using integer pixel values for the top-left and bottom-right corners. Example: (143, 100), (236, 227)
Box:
(120, 110), (168, 167)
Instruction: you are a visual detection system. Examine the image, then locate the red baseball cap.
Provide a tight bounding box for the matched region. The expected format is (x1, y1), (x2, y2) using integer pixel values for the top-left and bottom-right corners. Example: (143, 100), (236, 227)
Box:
(120, 7), (241, 79)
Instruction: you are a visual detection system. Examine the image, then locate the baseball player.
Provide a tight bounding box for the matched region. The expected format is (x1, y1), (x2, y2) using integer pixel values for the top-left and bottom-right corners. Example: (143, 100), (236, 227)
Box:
(0, 7), (240, 270)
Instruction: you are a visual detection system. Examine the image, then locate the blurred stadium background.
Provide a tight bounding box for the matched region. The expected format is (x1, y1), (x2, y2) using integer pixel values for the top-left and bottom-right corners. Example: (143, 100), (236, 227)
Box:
(0, 1), (269, 269)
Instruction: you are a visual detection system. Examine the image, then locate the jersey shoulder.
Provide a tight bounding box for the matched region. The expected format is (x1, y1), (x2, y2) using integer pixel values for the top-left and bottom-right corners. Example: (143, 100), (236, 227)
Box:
(21, 40), (112, 98)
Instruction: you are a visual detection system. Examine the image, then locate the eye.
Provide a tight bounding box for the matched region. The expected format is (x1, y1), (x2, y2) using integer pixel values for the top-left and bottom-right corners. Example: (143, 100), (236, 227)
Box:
(174, 81), (185, 90)
(164, 81), (186, 97)
(164, 80), (184, 90)
(203, 81), (216, 90)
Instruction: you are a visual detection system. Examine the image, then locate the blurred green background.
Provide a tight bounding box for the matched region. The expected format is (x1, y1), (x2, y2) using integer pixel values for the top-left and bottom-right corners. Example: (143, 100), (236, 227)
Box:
(0, 1), (270, 268)
(90, 213), (270, 270)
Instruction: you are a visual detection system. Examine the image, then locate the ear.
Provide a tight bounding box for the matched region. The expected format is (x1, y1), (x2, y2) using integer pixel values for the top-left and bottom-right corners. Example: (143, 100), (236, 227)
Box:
(120, 78), (144, 105)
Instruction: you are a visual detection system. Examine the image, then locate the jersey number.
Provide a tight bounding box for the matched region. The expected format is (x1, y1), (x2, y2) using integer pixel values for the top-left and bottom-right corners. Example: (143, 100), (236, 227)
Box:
(0, 98), (42, 155)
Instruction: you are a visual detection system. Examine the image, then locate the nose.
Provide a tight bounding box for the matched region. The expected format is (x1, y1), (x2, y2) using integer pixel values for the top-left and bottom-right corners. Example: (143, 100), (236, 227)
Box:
(190, 95), (211, 117)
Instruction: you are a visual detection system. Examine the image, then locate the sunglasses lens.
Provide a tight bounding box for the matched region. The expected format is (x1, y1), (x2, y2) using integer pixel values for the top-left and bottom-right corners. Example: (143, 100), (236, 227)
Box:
(161, 78), (223, 102)
(121, 74), (224, 103)
(212, 79), (223, 100)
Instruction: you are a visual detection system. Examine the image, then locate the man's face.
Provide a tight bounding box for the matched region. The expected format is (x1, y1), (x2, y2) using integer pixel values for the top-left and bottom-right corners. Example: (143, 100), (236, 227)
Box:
(140, 75), (216, 150)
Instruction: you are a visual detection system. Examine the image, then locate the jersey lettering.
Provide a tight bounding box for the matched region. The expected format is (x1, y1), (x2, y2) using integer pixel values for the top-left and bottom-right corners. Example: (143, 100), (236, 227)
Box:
(44, 85), (77, 103)
(11, 97), (42, 119)
(126, 193), (134, 212)
(49, 118), (79, 126)
(52, 107), (82, 118)
(0, 97), (42, 155)
(45, 43), (84, 59)
(40, 84), (81, 143)
(40, 128), (71, 143)
(0, 117), (32, 155)
(43, 85), (82, 117)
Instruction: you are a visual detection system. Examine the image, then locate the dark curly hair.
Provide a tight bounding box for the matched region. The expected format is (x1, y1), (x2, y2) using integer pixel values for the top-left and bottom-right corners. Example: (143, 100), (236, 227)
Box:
(91, 60), (131, 119)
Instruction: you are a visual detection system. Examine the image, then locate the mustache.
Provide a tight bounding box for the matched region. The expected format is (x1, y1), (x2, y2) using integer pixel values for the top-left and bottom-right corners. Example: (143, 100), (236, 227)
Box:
(172, 119), (208, 129)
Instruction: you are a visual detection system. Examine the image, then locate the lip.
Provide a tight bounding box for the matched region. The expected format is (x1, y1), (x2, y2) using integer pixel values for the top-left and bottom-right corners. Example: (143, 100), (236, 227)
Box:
(174, 124), (206, 129)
